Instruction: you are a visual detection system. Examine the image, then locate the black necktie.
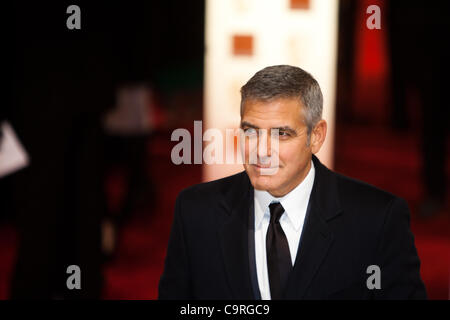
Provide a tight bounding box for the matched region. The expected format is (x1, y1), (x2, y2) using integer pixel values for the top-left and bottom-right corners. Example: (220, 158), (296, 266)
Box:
(266, 202), (292, 299)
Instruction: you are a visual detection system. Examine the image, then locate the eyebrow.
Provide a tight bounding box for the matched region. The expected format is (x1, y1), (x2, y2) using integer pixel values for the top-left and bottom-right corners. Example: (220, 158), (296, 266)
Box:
(240, 121), (297, 135)
(240, 121), (259, 129)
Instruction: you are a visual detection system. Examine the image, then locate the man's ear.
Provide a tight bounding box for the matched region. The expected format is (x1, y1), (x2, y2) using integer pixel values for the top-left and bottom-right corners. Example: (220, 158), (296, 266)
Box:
(310, 119), (327, 154)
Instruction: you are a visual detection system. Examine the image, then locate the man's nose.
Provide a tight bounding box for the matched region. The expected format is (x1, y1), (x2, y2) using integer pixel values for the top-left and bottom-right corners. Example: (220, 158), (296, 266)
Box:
(257, 129), (271, 158)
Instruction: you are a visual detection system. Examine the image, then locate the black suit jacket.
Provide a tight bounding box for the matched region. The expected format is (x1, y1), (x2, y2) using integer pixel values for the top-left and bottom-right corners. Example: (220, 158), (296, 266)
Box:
(158, 155), (427, 299)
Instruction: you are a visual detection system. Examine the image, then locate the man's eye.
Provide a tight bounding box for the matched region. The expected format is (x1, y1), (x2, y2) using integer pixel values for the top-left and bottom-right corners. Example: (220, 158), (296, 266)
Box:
(244, 128), (257, 135)
(279, 131), (289, 136)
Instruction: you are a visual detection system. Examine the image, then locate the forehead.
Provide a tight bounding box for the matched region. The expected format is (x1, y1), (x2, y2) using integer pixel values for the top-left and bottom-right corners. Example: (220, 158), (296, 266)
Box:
(241, 97), (305, 127)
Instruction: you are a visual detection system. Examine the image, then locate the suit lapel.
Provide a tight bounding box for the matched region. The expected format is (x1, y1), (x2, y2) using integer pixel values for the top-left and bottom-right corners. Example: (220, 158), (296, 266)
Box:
(284, 200), (334, 299)
(218, 172), (255, 299)
(284, 155), (343, 299)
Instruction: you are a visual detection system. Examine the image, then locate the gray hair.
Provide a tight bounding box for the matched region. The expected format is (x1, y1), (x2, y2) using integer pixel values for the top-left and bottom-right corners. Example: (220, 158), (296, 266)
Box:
(240, 65), (323, 138)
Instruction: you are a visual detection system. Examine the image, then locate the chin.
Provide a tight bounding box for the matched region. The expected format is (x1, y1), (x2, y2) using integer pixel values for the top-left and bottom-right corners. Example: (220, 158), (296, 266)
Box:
(246, 165), (280, 190)
(249, 174), (278, 192)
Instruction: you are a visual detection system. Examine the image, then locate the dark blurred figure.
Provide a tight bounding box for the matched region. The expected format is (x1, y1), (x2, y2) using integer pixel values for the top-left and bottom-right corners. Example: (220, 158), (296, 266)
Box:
(9, 2), (115, 299)
(387, 1), (450, 215)
(100, 84), (156, 257)
(8, 0), (204, 298)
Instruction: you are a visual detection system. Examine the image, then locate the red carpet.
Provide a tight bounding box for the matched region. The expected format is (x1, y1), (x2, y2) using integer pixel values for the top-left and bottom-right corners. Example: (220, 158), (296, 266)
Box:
(102, 131), (202, 299)
(335, 125), (450, 299)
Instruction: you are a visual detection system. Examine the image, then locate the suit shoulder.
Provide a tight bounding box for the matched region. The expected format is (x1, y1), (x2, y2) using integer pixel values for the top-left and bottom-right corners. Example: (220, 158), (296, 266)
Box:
(332, 170), (403, 210)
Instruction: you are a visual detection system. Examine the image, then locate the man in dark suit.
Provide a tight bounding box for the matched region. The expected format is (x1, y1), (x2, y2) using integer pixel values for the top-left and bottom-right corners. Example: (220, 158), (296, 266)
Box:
(159, 65), (426, 299)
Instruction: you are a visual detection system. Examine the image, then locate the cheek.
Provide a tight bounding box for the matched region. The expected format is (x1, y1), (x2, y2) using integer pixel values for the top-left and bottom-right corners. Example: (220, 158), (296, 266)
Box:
(243, 138), (257, 159)
(279, 142), (307, 166)
(278, 146), (297, 165)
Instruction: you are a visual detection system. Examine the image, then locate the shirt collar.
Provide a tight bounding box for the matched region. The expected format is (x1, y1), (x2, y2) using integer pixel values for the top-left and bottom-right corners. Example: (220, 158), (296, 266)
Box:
(254, 160), (315, 231)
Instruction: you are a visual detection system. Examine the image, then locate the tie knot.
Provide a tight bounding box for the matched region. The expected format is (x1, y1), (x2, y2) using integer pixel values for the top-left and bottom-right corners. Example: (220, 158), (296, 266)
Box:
(269, 202), (285, 224)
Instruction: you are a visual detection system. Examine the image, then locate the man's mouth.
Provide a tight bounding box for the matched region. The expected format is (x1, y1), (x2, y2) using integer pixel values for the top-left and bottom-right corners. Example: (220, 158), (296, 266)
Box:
(253, 163), (279, 169)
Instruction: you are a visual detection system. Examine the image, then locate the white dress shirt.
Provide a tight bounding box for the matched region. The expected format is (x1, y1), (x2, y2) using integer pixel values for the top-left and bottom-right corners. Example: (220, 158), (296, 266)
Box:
(254, 160), (315, 300)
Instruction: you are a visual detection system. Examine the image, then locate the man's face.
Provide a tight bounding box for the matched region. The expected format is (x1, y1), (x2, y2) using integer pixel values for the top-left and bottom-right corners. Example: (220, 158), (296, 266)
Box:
(240, 97), (314, 197)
